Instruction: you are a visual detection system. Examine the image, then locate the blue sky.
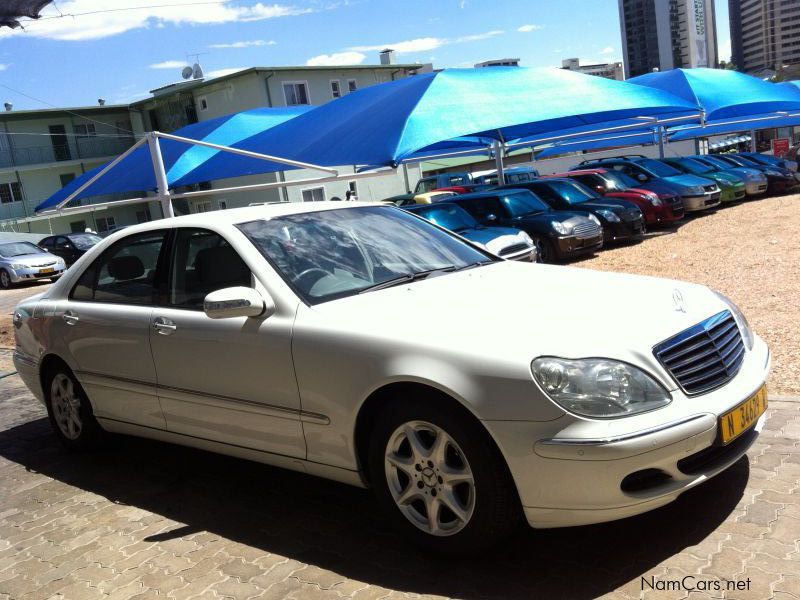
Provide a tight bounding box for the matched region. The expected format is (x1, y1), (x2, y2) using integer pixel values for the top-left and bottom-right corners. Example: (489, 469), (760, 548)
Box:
(0, 0), (730, 110)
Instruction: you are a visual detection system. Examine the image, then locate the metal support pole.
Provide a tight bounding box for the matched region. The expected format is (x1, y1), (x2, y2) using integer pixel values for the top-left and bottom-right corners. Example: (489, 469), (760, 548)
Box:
(147, 132), (174, 218)
(493, 140), (505, 184)
(750, 129), (757, 152)
(657, 126), (666, 159)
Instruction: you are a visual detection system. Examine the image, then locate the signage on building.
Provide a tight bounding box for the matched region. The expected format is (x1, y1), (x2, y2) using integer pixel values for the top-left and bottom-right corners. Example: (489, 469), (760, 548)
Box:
(688, 0), (709, 68)
(772, 138), (790, 158)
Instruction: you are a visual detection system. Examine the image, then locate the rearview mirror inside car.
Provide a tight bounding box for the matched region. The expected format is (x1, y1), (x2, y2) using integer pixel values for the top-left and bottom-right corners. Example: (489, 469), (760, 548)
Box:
(486, 213), (498, 222)
(637, 173), (648, 182)
(203, 286), (275, 319)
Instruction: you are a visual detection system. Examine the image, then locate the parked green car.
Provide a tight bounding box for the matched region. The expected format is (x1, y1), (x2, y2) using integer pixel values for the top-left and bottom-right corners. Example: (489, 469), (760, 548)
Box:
(662, 157), (746, 203)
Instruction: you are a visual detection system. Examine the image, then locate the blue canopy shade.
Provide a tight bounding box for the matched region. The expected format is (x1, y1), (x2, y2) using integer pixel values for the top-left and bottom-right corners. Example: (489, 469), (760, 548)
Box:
(628, 68), (800, 121)
(534, 131), (659, 158)
(172, 67), (699, 182)
(35, 106), (311, 212)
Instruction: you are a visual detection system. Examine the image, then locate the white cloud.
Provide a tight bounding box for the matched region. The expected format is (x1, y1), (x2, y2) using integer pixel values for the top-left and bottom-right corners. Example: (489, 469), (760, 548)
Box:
(205, 67), (248, 79)
(149, 60), (187, 69)
(0, 1), (311, 41)
(517, 24), (543, 32)
(719, 38), (732, 62)
(600, 46), (614, 55)
(306, 51), (366, 66)
(348, 30), (504, 55)
(209, 39), (277, 48)
(0, 64), (7, 71)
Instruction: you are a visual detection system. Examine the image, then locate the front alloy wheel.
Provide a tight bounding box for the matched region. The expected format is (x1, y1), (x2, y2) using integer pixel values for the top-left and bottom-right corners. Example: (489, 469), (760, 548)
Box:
(0, 269), (11, 289)
(384, 421), (476, 536)
(51, 373), (83, 440)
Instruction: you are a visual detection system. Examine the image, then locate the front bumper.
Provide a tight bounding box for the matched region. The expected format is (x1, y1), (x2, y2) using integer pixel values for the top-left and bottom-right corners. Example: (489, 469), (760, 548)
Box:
(603, 217), (645, 243)
(720, 184), (746, 202)
(682, 191), (721, 211)
(7, 265), (65, 283)
(553, 232), (603, 259)
(744, 180), (768, 196)
(484, 335), (771, 529)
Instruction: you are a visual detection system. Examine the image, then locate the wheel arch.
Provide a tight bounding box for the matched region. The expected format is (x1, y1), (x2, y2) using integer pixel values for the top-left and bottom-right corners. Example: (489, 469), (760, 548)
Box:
(38, 353), (74, 397)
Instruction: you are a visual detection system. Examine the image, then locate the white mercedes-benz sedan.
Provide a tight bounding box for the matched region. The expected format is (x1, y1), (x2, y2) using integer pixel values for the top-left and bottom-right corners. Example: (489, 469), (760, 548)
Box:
(12, 202), (770, 554)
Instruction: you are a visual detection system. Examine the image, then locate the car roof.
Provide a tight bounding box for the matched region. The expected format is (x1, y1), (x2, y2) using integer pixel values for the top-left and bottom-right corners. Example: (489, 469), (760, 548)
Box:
(558, 168), (607, 176)
(404, 202), (459, 211)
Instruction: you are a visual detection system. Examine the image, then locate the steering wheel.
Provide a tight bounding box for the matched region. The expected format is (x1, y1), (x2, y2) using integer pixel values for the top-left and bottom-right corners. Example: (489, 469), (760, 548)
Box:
(291, 268), (329, 290)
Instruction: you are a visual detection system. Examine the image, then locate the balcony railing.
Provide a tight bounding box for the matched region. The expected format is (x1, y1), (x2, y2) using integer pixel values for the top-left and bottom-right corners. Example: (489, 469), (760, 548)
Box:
(0, 136), (136, 169)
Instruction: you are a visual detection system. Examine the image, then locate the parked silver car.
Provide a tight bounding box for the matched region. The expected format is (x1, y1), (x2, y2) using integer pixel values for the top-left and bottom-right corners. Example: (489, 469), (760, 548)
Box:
(0, 241), (66, 289)
(12, 203), (770, 554)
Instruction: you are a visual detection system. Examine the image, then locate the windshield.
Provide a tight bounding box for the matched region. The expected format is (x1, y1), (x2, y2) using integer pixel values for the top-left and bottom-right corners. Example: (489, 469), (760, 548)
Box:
(69, 233), (103, 250)
(0, 242), (43, 258)
(238, 206), (490, 304)
(742, 153), (772, 166)
(637, 159), (683, 177)
(676, 158), (714, 174)
(729, 155), (760, 167)
(696, 156), (728, 170)
(600, 170), (638, 190)
(542, 180), (596, 204)
(413, 204), (478, 232)
(500, 191), (550, 216)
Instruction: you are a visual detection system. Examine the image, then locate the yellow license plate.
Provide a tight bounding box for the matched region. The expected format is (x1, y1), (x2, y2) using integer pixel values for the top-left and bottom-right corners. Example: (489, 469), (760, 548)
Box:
(719, 385), (767, 444)
(38, 267), (54, 274)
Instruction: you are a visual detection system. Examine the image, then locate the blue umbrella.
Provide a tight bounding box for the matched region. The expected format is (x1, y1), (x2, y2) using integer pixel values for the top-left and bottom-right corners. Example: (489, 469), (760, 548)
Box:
(35, 106), (311, 212)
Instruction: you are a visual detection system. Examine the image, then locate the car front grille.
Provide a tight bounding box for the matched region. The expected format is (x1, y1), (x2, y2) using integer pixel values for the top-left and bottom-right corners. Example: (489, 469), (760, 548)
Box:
(622, 209), (642, 222)
(572, 221), (602, 239)
(499, 243), (530, 257)
(30, 261), (57, 268)
(653, 310), (745, 395)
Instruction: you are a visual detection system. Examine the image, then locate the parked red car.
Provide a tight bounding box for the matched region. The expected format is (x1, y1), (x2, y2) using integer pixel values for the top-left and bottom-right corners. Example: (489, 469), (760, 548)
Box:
(550, 169), (685, 226)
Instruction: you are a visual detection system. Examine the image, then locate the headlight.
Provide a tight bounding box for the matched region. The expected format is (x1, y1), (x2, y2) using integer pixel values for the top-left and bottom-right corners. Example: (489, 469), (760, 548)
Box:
(713, 291), (754, 350)
(531, 357), (672, 418)
(551, 220), (570, 235)
(595, 209), (620, 222)
(648, 194), (662, 207)
(10, 263), (26, 270)
(518, 231), (534, 245)
(766, 170), (782, 177)
(588, 214), (602, 227)
(686, 186), (704, 195)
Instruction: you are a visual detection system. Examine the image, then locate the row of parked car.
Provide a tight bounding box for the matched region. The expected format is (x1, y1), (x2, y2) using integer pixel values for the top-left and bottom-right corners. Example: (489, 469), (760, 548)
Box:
(388, 151), (799, 264)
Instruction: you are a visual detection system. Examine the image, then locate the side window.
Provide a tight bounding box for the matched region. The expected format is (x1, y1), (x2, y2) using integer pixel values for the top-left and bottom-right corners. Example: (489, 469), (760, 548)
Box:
(71, 231), (166, 304)
(461, 198), (502, 221)
(531, 185), (556, 202)
(39, 237), (54, 249)
(55, 236), (71, 248)
(168, 228), (252, 309)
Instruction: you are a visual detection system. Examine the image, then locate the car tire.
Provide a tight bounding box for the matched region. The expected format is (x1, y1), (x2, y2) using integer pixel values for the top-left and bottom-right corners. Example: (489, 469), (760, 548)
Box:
(0, 269), (12, 290)
(531, 236), (554, 263)
(367, 394), (521, 555)
(44, 364), (103, 450)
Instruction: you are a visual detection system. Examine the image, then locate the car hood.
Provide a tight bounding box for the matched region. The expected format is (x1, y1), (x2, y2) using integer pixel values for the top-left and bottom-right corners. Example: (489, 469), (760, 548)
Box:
(662, 173), (717, 187)
(304, 261), (727, 384)
(709, 172), (743, 185)
(458, 226), (530, 254)
(0, 252), (59, 266)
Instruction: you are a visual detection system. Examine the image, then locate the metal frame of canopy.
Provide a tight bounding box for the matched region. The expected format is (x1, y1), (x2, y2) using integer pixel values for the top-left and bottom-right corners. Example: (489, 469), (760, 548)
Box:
(39, 131), (394, 218)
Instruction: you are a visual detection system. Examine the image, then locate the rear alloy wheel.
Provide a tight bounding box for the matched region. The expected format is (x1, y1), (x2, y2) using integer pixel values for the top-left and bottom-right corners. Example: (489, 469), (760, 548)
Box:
(368, 397), (520, 555)
(45, 367), (102, 449)
(0, 269), (12, 289)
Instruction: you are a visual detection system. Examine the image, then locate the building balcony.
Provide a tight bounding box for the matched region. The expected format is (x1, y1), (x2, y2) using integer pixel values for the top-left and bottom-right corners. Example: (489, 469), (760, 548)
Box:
(0, 136), (136, 170)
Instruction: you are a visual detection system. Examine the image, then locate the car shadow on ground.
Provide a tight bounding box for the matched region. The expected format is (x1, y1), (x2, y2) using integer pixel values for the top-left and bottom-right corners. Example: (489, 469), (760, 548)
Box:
(0, 419), (749, 600)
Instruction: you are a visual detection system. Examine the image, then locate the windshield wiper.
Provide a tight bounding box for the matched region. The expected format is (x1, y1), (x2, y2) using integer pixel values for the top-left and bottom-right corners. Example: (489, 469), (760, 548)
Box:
(358, 266), (458, 294)
(454, 259), (495, 272)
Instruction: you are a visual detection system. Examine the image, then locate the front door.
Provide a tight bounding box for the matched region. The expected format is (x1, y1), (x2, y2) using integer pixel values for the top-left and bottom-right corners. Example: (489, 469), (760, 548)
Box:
(48, 125), (71, 161)
(149, 227), (306, 459)
(52, 230), (168, 429)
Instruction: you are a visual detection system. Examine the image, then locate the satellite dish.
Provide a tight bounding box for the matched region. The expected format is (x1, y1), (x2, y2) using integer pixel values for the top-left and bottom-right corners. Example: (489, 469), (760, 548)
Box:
(181, 66), (194, 79)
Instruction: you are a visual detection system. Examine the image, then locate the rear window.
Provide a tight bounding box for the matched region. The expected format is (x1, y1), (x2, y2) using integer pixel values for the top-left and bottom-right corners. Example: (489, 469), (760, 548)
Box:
(637, 159), (683, 177)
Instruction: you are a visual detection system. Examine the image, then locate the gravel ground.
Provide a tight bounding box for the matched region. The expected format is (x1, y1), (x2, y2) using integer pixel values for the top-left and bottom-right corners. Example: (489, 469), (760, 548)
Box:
(0, 195), (796, 392)
(575, 192), (800, 395)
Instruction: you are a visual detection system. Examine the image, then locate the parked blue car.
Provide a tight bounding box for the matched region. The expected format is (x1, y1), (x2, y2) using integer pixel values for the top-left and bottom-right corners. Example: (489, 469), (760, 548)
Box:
(737, 152), (798, 174)
(573, 155), (721, 212)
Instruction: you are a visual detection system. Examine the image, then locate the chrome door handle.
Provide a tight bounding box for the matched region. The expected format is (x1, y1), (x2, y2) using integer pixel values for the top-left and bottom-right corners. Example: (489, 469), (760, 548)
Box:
(62, 311), (79, 325)
(152, 317), (177, 335)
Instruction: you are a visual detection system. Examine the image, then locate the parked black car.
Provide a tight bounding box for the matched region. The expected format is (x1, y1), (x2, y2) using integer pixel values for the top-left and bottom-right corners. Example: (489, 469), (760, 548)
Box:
(712, 154), (798, 195)
(38, 232), (103, 266)
(496, 179), (645, 243)
(449, 189), (604, 263)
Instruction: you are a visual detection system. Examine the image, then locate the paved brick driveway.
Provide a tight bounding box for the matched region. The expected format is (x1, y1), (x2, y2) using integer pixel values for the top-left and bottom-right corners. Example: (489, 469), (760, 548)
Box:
(0, 282), (52, 316)
(0, 350), (798, 600)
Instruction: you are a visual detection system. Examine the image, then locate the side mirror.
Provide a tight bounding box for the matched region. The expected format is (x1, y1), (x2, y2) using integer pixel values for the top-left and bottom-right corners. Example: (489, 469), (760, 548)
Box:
(595, 185), (606, 194)
(486, 213), (498, 222)
(636, 173), (648, 182)
(203, 286), (275, 319)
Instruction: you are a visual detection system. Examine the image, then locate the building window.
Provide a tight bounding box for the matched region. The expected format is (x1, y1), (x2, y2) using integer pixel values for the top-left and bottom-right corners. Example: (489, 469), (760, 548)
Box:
(136, 207), (152, 223)
(194, 201), (213, 213)
(330, 80), (341, 99)
(0, 182), (23, 204)
(70, 220), (87, 233)
(347, 79), (358, 92)
(74, 123), (97, 138)
(59, 173), (76, 187)
(95, 216), (116, 233)
(282, 81), (310, 106)
(218, 200), (227, 210)
(301, 187), (325, 202)
(198, 96), (208, 112)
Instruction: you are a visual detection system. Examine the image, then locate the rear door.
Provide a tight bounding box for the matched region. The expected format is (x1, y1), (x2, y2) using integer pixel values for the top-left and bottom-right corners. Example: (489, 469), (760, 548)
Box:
(52, 230), (168, 429)
(149, 227), (306, 458)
